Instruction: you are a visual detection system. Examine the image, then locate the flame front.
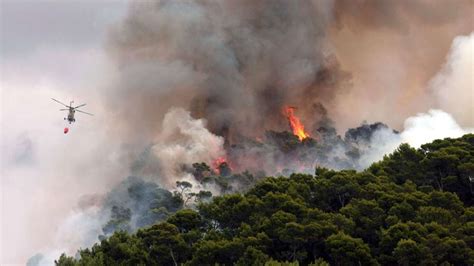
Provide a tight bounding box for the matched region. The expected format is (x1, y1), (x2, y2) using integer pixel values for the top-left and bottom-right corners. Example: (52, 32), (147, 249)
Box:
(212, 156), (230, 174)
(284, 106), (310, 141)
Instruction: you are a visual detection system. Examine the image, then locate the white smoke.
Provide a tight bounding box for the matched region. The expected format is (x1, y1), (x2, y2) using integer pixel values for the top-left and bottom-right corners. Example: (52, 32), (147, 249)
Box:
(360, 109), (473, 168)
(27, 205), (106, 266)
(152, 108), (225, 188)
(1, 65), (128, 265)
(400, 31), (474, 146)
(430, 32), (474, 128)
(401, 109), (472, 148)
(358, 127), (402, 168)
(1, 1), (130, 264)
(358, 32), (474, 167)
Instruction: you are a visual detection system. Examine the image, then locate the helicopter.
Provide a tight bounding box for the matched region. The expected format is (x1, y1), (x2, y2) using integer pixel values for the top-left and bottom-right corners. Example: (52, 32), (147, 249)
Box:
(52, 98), (93, 124)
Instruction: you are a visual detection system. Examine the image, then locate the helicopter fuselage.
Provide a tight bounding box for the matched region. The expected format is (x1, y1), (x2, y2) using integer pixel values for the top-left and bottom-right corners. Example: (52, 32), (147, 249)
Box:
(53, 98), (92, 124)
(65, 108), (76, 123)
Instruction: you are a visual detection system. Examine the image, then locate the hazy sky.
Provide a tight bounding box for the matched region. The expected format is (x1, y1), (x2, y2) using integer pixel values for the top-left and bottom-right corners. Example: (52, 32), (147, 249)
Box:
(1, 1), (128, 264)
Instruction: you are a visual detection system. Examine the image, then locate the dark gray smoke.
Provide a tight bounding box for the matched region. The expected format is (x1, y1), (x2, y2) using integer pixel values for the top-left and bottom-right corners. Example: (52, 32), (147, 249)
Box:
(97, 0), (473, 210)
(104, 0), (472, 146)
(105, 0), (340, 145)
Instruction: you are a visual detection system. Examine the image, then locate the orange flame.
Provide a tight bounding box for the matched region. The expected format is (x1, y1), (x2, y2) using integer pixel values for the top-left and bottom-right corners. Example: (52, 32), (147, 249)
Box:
(283, 106), (310, 141)
(212, 156), (230, 174)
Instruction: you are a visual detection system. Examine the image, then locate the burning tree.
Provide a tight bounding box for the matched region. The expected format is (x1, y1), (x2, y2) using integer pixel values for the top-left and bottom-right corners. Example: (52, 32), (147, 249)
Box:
(283, 106), (311, 141)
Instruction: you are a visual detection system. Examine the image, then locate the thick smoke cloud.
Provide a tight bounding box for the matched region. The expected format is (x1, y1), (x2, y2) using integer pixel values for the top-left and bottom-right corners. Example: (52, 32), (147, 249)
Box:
(401, 110), (473, 148)
(430, 32), (474, 127)
(150, 108), (225, 188)
(105, 0), (473, 141)
(4, 0), (473, 264)
(105, 0), (339, 144)
(361, 109), (473, 169)
(329, 0), (473, 130)
(102, 0), (472, 182)
(333, 0), (471, 30)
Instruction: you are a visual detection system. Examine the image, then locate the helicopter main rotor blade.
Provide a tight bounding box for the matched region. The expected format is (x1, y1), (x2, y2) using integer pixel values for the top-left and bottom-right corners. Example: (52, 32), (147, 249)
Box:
(51, 98), (69, 107)
(76, 109), (94, 116)
(59, 109), (69, 111)
(74, 103), (86, 109)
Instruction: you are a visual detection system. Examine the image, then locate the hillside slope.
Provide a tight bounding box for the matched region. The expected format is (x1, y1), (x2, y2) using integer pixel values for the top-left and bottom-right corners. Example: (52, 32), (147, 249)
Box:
(56, 134), (474, 265)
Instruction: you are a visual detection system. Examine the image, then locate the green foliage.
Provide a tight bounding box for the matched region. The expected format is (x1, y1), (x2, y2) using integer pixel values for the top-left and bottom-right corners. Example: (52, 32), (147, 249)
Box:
(102, 206), (132, 235)
(101, 176), (184, 236)
(55, 254), (75, 266)
(393, 239), (430, 265)
(57, 134), (474, 265)
(371, 134), (474, 205)
(167, 209), (204, 233)
(192, 162), (211, 180)
(236, 247), (270, 266)
(325, 232), (377, 266)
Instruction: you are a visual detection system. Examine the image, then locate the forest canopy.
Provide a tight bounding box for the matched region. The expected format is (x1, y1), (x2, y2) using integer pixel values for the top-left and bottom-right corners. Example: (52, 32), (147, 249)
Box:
(56, 134), (474, 265)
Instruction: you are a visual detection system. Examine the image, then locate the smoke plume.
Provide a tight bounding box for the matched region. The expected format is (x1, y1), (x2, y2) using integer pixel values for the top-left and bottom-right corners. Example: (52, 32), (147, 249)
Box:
(359, 110), (473, 169)
(150, 108), (225, 188)
(6, 1), (473, 264)
(329, 0), (473, 129)
(105, 0), (473, 141)
(430, 32), (474, 127)
(105, 0), (341, 145)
